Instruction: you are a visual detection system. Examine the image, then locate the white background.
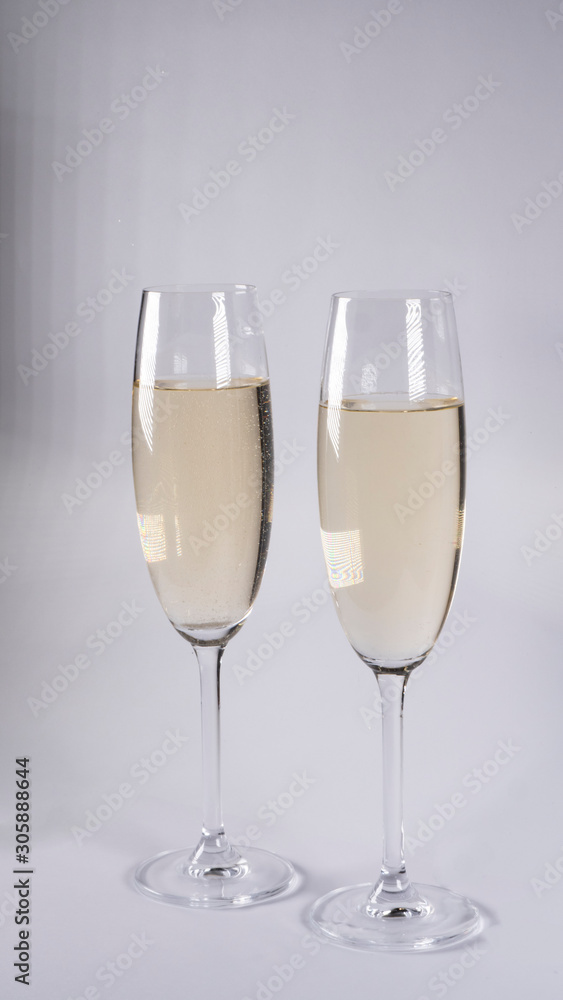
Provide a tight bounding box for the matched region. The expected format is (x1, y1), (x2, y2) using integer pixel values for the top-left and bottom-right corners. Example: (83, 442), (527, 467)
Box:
(1, 0), (562, 997)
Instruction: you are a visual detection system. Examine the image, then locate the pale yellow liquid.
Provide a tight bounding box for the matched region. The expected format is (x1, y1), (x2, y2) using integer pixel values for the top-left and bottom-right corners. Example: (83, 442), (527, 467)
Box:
(132, 379), (273, 632)
(318, 397), (464, 664)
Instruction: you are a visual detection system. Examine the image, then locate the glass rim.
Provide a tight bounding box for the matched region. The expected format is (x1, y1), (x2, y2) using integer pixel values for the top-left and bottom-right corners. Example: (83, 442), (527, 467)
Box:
(331, 289), (453, 301)
(142, 283), (257, 295)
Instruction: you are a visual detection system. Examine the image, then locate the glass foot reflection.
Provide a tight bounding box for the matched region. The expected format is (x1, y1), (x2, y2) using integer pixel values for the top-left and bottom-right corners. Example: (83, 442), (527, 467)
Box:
(309, 882), (481, 952)
(135, 846), (296, 909)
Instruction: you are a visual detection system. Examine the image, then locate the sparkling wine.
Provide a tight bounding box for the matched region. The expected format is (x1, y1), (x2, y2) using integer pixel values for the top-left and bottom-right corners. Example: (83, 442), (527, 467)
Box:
(132, 378), (273, 633)
(318, 396), (465, 665)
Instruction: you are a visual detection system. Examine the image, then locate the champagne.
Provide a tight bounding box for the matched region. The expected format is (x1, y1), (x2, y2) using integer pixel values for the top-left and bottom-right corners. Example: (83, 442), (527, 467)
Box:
(318, 396), (465, 665)
(132, 378), (273, 633)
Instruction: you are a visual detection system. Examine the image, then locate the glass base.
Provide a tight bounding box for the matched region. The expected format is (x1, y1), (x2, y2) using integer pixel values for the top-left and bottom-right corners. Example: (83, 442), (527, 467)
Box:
(309, 882), (482, 952)
(134, 846), (296, 909)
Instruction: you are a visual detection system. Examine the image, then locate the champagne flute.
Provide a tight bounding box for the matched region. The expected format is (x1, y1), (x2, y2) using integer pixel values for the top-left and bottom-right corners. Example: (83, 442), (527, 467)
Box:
(311, 290), (481, 950)
(131, 284), (295, 907)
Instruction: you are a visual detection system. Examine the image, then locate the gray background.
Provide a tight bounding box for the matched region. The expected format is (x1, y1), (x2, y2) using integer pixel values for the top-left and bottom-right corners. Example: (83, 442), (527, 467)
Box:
(1, 0), (562, 996)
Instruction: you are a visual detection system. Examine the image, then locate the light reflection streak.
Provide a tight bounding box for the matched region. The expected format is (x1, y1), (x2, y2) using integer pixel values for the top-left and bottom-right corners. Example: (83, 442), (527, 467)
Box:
(175, 513), (182, 558)
(321, 528), (364, 589)
(138, 293), (160, 452)
(405, 298), (426, 402)
(212, 293), (231, 388)
(326, 298), (350, 458)
(137, 512), (166, 563)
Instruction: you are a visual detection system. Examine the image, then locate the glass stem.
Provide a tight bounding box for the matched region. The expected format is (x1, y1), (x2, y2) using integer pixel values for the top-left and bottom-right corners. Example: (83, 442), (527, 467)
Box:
(367, 672), (420, 914)
(189, 644), (241, 873)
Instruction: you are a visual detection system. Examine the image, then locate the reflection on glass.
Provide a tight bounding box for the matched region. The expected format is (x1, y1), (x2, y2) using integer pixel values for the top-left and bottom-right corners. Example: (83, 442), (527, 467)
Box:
(137, 512), (166, 563)
(319, 395), (464, 664)
(131, 285), (295, 910)
(320, 529), (364, 589)
(311, 290), (481, 952)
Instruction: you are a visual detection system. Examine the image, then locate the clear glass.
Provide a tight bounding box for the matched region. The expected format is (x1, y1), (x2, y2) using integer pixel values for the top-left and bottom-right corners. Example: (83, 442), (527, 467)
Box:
(310, 290), (481, 949)
(131, 284), (295, 907)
